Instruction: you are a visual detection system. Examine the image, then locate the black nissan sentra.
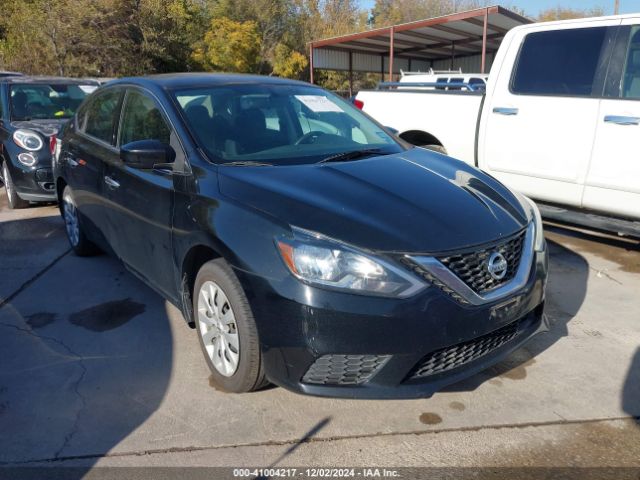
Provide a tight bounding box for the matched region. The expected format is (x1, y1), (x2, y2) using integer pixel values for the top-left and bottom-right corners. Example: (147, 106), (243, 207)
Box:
(53, 74), (548, 399)
(0, 76), (98, 208)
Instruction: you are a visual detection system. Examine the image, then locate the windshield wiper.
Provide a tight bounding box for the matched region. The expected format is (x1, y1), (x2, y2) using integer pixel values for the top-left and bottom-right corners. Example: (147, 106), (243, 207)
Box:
(223, 161), (274, 167)
(318, 148), (384, 164)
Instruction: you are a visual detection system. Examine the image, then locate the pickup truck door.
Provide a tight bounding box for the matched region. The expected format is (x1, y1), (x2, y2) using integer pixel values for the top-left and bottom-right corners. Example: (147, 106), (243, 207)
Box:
(102, 88), (179, 300)
(480, 20), (620, 207)
(583, 20), (640, 220)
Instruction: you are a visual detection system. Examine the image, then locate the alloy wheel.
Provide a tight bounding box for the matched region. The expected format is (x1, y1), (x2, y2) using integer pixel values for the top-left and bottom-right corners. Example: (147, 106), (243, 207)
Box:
(63, 194), (80, 247)
(197, 280), (240, 377)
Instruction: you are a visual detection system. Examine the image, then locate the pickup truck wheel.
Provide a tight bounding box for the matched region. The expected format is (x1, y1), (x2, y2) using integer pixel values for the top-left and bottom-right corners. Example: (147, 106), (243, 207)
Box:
(62, 186), (99, 256)
(3, 162), (28, 209)
(195, 259), (267, 393)
(422, 144), (447, 155)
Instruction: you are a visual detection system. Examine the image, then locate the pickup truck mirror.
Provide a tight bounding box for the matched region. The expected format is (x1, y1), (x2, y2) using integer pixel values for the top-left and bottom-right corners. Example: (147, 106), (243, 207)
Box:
(121, 140), (175, 170)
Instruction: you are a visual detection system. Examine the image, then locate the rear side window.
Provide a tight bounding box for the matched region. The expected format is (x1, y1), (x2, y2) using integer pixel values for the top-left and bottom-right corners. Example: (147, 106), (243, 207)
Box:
(512, 27), (608, 97)
(622, 27), (640, 99)
(78, 89), (122, 144)
(119, 90), (171, 146)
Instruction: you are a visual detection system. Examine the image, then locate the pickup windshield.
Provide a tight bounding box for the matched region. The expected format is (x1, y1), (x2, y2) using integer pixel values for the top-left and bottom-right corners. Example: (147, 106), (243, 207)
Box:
(173, 84), (403, 166)
(10, 83), (97, 121)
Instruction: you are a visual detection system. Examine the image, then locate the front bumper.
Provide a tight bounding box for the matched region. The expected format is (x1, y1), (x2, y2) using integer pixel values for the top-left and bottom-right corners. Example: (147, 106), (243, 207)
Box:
(4, 154), (56, 202)
(237, 248), (548, 399)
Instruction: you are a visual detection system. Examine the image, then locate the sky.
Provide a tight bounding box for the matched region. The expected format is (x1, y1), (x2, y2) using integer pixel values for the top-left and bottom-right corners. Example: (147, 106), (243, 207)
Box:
(357, 0), (640, 17)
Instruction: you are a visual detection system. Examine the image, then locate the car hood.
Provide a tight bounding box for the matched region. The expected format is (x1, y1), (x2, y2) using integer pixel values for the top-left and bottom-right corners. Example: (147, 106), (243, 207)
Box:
(11, 119), (67, 137)
(218, 148), (529, 253)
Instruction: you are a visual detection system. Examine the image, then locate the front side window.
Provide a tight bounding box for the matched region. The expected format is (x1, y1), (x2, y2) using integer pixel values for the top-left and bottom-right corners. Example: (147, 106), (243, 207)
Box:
(173, 84), (402, 166)
(10, 83), (97, 121)
(512, 27), (608, 97)
(622, 27), (640, 99)
(119, 90), (171, 146)
(79, 89), (122, 144)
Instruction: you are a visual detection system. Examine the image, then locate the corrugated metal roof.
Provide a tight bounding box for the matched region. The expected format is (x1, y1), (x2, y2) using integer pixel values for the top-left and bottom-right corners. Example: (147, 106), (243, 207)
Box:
(310, 5), (531, 75)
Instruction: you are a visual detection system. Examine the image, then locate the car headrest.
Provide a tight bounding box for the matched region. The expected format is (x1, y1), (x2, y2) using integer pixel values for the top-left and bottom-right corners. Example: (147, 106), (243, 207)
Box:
(184, 105), (211, 126)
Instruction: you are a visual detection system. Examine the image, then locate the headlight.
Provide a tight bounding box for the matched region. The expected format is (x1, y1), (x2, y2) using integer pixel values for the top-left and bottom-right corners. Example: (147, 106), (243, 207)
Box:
(17, 152), (37, 166)
(519, 194), (545, 252)
(13, 129), (44, 151)
(276, 228), (426, 298)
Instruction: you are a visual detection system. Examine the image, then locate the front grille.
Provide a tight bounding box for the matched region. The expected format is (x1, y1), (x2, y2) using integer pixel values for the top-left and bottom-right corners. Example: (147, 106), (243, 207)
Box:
(407, 320), (520, 381)
(437, 230), (526, 293)
(302, 354), (390, 385)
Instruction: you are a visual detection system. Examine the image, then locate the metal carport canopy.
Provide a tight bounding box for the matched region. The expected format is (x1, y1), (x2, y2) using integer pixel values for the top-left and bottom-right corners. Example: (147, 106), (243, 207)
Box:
(309, 5), (531, 84)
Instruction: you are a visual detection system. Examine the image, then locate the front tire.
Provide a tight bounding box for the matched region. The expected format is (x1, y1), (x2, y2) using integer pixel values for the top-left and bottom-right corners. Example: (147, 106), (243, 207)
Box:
(2, 162), (28, 209)
(194, 259), (267, 393)
(61, 186), (99, 256)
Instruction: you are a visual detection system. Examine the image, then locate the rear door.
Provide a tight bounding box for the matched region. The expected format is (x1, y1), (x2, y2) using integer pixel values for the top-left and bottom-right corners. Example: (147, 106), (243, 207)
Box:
(102, 87), (180, 299)
(584, 19), (640, 220)
(481, 20), (620, 207)
(65, 87), (123, 243)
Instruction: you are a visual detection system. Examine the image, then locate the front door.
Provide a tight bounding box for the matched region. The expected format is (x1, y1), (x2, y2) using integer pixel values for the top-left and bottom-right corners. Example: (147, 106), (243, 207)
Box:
(65, 87), (123, 245)
(584, 19), (640, 220)
(102, 88), (178, 298)
(481, 20), (620, 207)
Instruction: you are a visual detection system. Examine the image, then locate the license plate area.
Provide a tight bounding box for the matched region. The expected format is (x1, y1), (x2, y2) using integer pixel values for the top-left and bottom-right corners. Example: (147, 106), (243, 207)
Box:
(490, 295), (523, 324)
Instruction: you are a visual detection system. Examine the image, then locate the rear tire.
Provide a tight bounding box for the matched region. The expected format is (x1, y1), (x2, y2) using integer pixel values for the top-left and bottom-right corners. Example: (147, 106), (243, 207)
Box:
(2, 162), (28, 209)
(194, 258), (267, 393)
(61, 186), (99, 256)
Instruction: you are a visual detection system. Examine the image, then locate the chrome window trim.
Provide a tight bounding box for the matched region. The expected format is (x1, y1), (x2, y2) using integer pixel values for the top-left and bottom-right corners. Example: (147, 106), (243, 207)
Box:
(407, 222), (535, 306)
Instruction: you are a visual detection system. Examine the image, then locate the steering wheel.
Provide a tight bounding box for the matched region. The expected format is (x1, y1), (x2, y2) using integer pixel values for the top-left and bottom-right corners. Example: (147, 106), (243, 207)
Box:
(295, 131), (327, 145)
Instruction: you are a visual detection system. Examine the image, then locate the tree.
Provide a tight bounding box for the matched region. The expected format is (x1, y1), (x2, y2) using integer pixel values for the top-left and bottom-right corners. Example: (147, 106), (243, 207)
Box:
(538, 6), (606, 22)
(272, 43), (308, 78)
(192, 17), (262, 73)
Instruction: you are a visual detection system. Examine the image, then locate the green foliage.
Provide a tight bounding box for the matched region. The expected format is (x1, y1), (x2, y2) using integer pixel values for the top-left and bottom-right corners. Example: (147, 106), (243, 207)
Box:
(272, 43), (308, 78)
(0, 0), (612, 84)
(193, 17), (262, 73)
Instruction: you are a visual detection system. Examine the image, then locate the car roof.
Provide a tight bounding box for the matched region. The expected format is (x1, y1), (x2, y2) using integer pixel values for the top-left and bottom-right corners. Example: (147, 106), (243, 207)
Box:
(107, 72), (314, 90)
(0, 76), (99, 85)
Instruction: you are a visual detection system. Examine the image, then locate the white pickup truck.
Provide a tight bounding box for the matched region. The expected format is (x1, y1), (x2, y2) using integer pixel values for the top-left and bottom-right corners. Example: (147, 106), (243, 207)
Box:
(356, 15), (640, 237)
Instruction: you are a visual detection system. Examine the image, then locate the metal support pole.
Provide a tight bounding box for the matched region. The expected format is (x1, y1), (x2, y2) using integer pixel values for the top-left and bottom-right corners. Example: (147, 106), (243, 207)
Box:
(481, 8), (488, 74)
(309, 43), (314, 84)
(450, 41), (455, 70)
(615, 0), (620, 14)
(388, 26), (394, 82)
(348, 51), (353, 97)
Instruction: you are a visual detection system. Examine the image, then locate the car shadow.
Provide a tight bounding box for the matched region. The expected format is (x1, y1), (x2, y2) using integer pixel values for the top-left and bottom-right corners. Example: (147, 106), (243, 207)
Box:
(443, 231), (589, 392)
(0, 215), (174, 478)
(622, 348), (640, 427)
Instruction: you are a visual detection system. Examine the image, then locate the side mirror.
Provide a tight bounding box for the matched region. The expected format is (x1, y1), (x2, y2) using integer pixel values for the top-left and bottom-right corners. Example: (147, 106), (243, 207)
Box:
(120, 140), (175, 170)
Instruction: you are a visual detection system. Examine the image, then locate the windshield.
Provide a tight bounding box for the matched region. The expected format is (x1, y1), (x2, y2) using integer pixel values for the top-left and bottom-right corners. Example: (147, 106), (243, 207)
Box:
(173, 84), (403, 165)
(10, 83), (98, 121)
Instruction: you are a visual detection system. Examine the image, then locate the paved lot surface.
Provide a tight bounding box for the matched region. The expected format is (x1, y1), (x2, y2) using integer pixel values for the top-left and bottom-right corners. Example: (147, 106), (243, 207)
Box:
(0, 195), (639, 471)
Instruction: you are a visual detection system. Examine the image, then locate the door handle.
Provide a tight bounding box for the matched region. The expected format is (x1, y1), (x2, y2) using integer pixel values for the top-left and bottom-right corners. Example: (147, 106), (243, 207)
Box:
(104, 176), (120, 189)
(604, 115), (640, 125)
(493, 107), (519, 116)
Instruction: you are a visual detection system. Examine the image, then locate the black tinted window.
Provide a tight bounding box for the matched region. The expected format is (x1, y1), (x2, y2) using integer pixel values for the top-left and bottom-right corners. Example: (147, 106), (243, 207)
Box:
(79, 89), (122, 144)
(512, 27), (608, 96)
(119, 90), (171, 146)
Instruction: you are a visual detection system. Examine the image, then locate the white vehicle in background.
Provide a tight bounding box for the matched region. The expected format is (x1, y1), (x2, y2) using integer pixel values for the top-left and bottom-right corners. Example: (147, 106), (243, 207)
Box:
(356, 14), (640, 237)
(400, 69), (489, 91)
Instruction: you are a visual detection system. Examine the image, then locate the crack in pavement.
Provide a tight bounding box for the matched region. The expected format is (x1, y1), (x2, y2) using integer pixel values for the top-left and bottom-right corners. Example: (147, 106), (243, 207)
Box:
(3, 416), (639, 466)
(0, 248), (71, 309)
(0, 321), (88, 461)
